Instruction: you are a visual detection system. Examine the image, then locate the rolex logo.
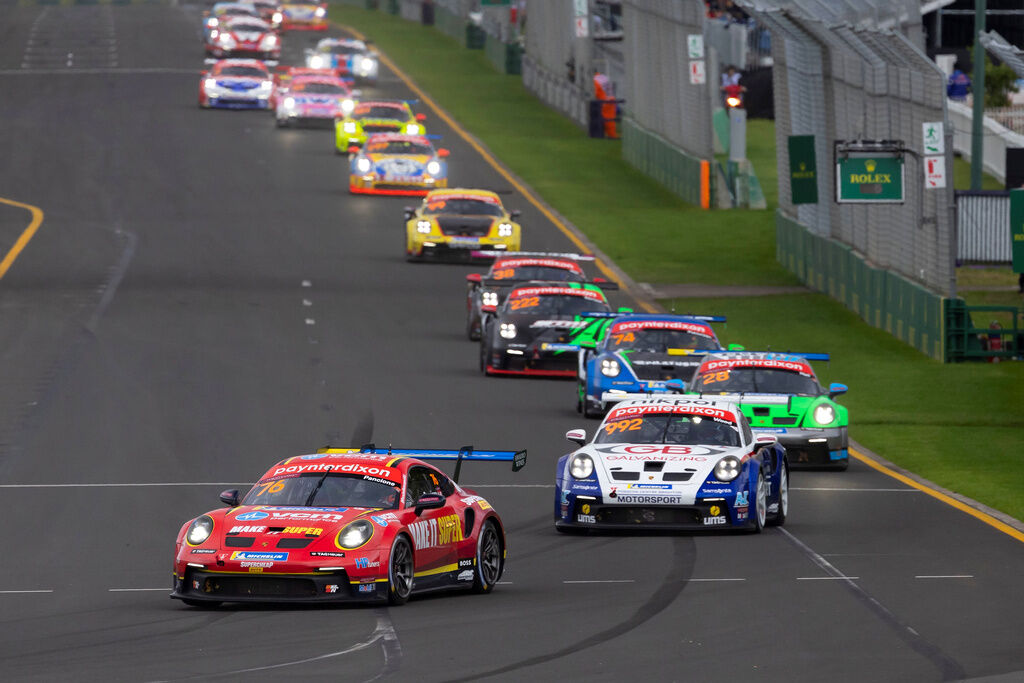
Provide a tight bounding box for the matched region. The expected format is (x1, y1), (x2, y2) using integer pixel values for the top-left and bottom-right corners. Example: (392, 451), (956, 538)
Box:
(865, 159), (877, 172)
(799, 162), (806, 171)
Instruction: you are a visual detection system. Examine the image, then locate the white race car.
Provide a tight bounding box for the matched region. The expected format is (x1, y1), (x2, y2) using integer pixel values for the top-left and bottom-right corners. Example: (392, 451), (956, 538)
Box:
(554, 396), (788, 533)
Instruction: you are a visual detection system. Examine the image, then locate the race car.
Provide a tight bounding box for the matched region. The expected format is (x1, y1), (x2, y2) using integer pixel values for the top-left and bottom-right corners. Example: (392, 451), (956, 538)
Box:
(205, 16), (280, 61)
(269, 66), (342, 106)
(687, 352), (850, 469)
(335, 100), (426, 152)
(554, 396), (788, 533)
(577, 313), (736, 418)
(480, 282), (612, 377)
(274, 74), (355, 127)
(198, 59), (273, 110)
(404, 189), (520, 261)
(464, 253), (608, 340)
(275, 2), (328, 31)
(203, 2), (261, 38)
(305, 37), (378, 82)
(171, 445), (526, 607)
(349, 134), (449, 196)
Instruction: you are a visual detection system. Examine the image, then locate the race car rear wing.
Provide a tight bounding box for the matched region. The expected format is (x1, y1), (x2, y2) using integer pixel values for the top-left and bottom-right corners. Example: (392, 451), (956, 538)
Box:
(478, 278), (618, 290)
(469, 251), (595, 261)
(701, 351), (830, 362)
(579, 311), (727, 323)
(318, 445), (526, 484)
(602, 390), (793, 408)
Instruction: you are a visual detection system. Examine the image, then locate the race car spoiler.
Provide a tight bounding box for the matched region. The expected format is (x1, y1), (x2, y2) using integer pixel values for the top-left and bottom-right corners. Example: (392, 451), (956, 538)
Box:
(702, 351), (830, 362)
(602, 390), (794, 408)
(579, 311), (727, 323)
(480, 278), (618, 290)
(319, 445), (526, 484)
(470, 251), (595, 261)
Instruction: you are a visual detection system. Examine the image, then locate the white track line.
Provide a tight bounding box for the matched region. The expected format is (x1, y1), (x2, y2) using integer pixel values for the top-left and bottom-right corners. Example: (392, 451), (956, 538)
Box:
(791, 487), (917, 492)
(914, 575), (974, 579)
(0, 68), (199, 75)
(108, 588), (168, 592)
(563, 580), (635, 584)
(0, 590), (54, 594)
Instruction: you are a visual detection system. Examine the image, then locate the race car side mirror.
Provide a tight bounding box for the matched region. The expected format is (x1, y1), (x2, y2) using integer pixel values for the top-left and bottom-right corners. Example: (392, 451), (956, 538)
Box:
(466, 273), (482, 284)
(437, 148), (450, 158)
(566, 429), (587, 445)
(754, 434), (778, 446)
(404, 207), (415, 220)
(415, 113), (426, 121)
(828, 382), (848, 398)
(219, 489), (241, 507)
(414, 493), (445, 516)
(200, 70), (208, 76)
(593, 277), (607, 283)
(510, 209), (521, 219)
(348, 145), (360, 155)
(727, 343), (745, 350)
(664, 379), (686, 394)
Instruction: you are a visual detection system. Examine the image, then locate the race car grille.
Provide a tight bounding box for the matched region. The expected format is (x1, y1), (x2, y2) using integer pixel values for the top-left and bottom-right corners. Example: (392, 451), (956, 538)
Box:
(610, 471), (640, 481)
(276, 538), (315, 549)
(436, 217), (493, 237)
(225, 537), (255, 547)
(631, 364), (697, 381)
(773, 417), (798, 425)
(595, 506), (698, 525)
(374, 183), (428, 190)
(202, 576), (318, 598)
(363, 124), (401, 133)
(662, 472), (695, 482)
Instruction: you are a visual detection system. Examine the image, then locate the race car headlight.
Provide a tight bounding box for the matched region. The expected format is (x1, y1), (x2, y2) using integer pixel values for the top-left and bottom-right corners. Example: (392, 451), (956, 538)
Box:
(260, 34), (278, 49)
(499, 322), (517, 339)
(416, 220), (432, 234)
(337, 519), (373, 549)
(203, 78), (218, 91)
(356, 157), (372, 173)
(497, 222), (514, 237)
(404, 123), (422, 135)
(426, 160), (442, 176)
(315, 6), (326, 17)
(309, 55), (325, 69)
(813, 404), (836, 426)
(272, 11), (282, 23)
(713, 456), (741, 482)
(205, 17), (218, 28)
(186, 515), (214, 546)
(257, 79), (273, 93)
(481, 290), (499, 307)
(218, 33), (236, 47)
(343, 121), (358, 134)
(357, 56), (376, 74)
(600, 358), (620, 377)
(283, 96), (296, 110)
(569, 454), (595, 479)
(341, 98), (355, 115)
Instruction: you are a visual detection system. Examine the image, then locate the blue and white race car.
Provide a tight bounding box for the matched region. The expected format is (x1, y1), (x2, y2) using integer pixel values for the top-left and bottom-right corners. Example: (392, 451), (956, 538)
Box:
(576, 313), (734, 418)
(304, 38), (379, 84)
(554, 396), (788, 533)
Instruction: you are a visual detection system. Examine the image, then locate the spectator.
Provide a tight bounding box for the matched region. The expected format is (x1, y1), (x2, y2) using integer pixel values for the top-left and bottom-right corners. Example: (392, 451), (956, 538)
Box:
(947, 68), (971, 101)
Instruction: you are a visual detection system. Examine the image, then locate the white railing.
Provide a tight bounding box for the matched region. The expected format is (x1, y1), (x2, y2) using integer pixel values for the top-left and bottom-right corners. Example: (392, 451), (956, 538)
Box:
(948, 99), (1024, 185)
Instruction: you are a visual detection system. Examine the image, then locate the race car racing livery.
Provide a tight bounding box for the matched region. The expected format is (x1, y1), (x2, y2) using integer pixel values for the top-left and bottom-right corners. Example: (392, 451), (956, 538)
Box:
(688, 352), (849, 469)
(480, 282), (611, 377)
(349, 134), (449, 196)
(405, 189), (521, 262)
(274, 74), (355, 127)
(171, 445), (526, 606)
(554, 397), (788, 532)
(203, 2), (261, 38)
(464, 253), (601, 340)
(276, 2), (328, 31)
(305, 38), (378, 82)
(244, 0), (280, 22)
(198, 59), (273, 109)
(205, 16), (280, 60)
(335, 100), (426, 152)
(577, 314), (731, 418)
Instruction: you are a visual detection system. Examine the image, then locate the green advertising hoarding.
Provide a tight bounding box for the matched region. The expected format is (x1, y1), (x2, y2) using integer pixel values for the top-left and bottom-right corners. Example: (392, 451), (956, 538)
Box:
(788, 135), (818, 205)
(1012, 189), (1024, 274)
(836, 154), (904, 203)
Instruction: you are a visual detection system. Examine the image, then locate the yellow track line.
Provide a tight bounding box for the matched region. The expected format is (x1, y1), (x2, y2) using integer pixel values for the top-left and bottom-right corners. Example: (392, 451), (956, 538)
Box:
(0, 196), (44, 280)
(850, 446), (1024, 545)
(341, 22), (656, 313)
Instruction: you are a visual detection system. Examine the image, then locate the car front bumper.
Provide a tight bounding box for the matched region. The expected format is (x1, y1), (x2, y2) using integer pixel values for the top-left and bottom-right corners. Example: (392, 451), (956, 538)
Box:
(171, 567), (386, 604)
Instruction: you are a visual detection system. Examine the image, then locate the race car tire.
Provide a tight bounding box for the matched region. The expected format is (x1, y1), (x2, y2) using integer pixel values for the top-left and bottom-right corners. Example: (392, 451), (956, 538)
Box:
(767, 462), (788, 527)
(466, 313), (481, 341)
(275, 117), (287, 128)
(749, 469), (767, 533)
(471, 521), (503, 594)
(479, 339), (490, 374)
(582, 395), (603, 419)
(181, 598), (221, 608)
(386, 535), (414, 606)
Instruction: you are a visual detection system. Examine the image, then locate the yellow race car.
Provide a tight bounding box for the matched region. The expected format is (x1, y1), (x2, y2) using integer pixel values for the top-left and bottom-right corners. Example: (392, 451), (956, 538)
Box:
(404, 189), (522, 262)
(335, 100), (427, 153)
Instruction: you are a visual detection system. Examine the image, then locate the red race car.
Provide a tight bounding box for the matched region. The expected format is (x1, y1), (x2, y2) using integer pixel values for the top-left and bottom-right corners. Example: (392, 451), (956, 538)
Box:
(275, 2), (328, 31)
(171, 445), (526, 606)
(205, 16), (280, 61)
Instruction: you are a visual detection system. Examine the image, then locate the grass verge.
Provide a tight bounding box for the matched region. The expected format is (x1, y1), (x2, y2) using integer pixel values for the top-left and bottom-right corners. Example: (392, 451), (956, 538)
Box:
(334, 7), (1024, 521)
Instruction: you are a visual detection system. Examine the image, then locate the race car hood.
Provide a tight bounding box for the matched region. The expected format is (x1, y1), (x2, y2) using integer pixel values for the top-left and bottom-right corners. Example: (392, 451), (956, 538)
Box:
(618, 350), (707, 381)
(212, 77), (263, 90)
(289, 94), (347, 105)
(435, 215), (495, 236)
(369, 154), (432, 177)
(697, 392), (840, 430)
(500, 313), (587, 348)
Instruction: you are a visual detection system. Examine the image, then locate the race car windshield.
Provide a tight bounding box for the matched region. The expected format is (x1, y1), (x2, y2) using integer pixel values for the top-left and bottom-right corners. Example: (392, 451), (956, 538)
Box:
(229, 22), (267, 32)
(596, 414), (741, 447)
(490, 266), (580, 282)
(696, 367), (821, 396)
(353, 105), (407, 120)
(242, 473), (401, 509)
(503, 294), (608, 317)
(215, 66), (268, 78)
(366, 141), (433, 155)
(326, 45), (362, 55)
(292, 82), (348, 94)
(221, 8), (258, 16)
(423, 198), (503, 217)
(607, 329), (718, 352)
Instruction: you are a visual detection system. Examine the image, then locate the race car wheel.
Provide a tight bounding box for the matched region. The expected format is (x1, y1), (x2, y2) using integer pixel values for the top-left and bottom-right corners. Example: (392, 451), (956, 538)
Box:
(181, 598), (221, 608)
(387, 535), (414, 605)
(750, 469), (767, 533)
(479, 338), (491, 374)
(582, 394), (603, 420)
(472, 521), (503, 594)
(466, 313), (481, 341)
(768, 463), (788, 527)
(275, 117), (287, 128)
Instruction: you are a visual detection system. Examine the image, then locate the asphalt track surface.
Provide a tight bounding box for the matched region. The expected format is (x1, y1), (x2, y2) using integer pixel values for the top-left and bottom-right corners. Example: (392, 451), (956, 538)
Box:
(0, 5), (1022, 682)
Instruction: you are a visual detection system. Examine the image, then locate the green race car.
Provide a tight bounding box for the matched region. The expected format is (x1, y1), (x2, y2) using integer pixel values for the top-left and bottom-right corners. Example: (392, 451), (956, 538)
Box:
(686, 351), (849, 469)
(335, 100), (426, 153)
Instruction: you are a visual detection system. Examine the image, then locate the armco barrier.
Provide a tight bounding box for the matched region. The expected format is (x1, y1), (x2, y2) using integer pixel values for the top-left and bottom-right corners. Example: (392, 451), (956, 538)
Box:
(777, 212), (946, 360)
(622, 116), (712, 209)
